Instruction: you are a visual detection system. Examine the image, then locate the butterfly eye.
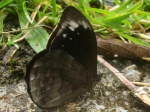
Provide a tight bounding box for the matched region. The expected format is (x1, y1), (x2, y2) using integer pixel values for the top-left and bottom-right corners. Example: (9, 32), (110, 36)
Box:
(25, 6), (99, 110)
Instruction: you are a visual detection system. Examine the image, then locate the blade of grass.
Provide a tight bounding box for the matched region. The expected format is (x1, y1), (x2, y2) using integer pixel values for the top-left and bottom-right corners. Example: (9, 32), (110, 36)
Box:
(22, 1), (32, 23)
(113, 0), (133, 13)
(51, 0), (56, 17)
(85, 14), (129, 32)
(78, 0), (89, 15)
(113, 0), (143, 14)
(0, 0), (14, 9)
(7, 32), (24, 45)
(116, 32), (150, 47)
(0, 8), (9, 33)
(102, 12), (131, 23)
(85, 7), (115, 15)
(119, 1), (143, 13)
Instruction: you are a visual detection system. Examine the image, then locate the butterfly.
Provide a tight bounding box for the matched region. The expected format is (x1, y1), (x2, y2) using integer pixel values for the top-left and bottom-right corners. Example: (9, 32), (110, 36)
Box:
(25, 6), (100, 110)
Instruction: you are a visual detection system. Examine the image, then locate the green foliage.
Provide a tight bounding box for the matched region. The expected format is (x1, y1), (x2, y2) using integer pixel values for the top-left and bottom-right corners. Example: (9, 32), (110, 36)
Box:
(1, 0), (150, 53)
(0, 0), (14, 9)
(81, 0), (150, 47)
(0, 8), (9, 33)
(17, 10), (49, 52)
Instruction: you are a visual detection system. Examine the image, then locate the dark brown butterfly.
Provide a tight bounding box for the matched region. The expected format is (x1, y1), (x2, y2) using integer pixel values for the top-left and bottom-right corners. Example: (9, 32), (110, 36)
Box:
(25, 6), (100, 110)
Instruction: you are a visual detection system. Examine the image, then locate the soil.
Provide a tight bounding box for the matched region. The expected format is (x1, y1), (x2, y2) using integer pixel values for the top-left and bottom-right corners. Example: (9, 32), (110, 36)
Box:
(0, 41), (150, 112)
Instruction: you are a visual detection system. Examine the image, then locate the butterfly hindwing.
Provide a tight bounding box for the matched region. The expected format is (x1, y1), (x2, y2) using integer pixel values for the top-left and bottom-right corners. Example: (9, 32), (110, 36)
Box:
(26, 49), (90, 108)
(25, 6), (99, 109)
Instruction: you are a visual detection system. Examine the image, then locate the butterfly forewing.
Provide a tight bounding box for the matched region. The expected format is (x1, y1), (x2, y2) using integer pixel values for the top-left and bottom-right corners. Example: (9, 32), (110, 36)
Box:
(47, 7), (97, 76)
(25, 6), (99, 109)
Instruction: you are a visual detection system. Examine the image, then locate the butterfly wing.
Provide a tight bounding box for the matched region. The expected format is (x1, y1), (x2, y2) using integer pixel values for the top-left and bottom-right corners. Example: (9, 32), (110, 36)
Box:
(47, 6), (97, 78)
(26, 49), (90, 108)
(25, 6), (99, 109)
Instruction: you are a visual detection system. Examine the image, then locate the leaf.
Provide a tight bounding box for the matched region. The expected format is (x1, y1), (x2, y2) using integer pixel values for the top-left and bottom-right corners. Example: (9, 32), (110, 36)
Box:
(17, 10), (49, 53)
(22, 1), (32, 23)
(116, 32), (150, 47)
(113, 0), (143, 14)
(97, 37), (150, 61)
(0, 8), (9, 33)
(0, 0), (14, 9)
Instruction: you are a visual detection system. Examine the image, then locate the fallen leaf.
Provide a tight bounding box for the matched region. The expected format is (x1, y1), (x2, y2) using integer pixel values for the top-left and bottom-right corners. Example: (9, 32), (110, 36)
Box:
(97, 37), (150, 61)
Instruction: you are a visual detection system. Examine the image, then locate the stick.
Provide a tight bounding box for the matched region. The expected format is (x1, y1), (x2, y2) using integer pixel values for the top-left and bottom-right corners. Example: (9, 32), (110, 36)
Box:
(97, 55), (150, 106)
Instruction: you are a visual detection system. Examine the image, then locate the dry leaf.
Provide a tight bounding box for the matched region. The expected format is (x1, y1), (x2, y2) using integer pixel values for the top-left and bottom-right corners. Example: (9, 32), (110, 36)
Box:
(97, 37), (150, 61)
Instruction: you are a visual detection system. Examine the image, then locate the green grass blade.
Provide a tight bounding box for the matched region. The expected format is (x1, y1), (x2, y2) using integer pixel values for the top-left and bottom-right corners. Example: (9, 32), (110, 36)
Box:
(113, 0), (143, 14)
(85, 7), (115, 15)
(51, 0), (56, 17)
(22, 1), (32, 23)
(0, 8), (9, 33)
(0, 0), (14, 9)
(102, 12), (131, 23)
(116, 32), (150, 47)
(113, 0), (133, 13)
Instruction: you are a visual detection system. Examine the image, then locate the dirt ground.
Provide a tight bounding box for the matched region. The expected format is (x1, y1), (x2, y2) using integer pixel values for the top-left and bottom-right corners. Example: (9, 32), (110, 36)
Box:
(0, 41), (150, 112)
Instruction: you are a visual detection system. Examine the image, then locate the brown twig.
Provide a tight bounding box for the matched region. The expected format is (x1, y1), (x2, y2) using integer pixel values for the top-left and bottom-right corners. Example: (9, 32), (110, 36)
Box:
(132, 82), (150, 87)
(2, 25), (53, 34)
(97, 55), (137, 91)
(97, 55), (150, 106)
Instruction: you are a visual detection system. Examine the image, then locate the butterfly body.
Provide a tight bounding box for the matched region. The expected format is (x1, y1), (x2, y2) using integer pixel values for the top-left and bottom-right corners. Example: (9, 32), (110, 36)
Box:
(25, 6), (100, 109)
